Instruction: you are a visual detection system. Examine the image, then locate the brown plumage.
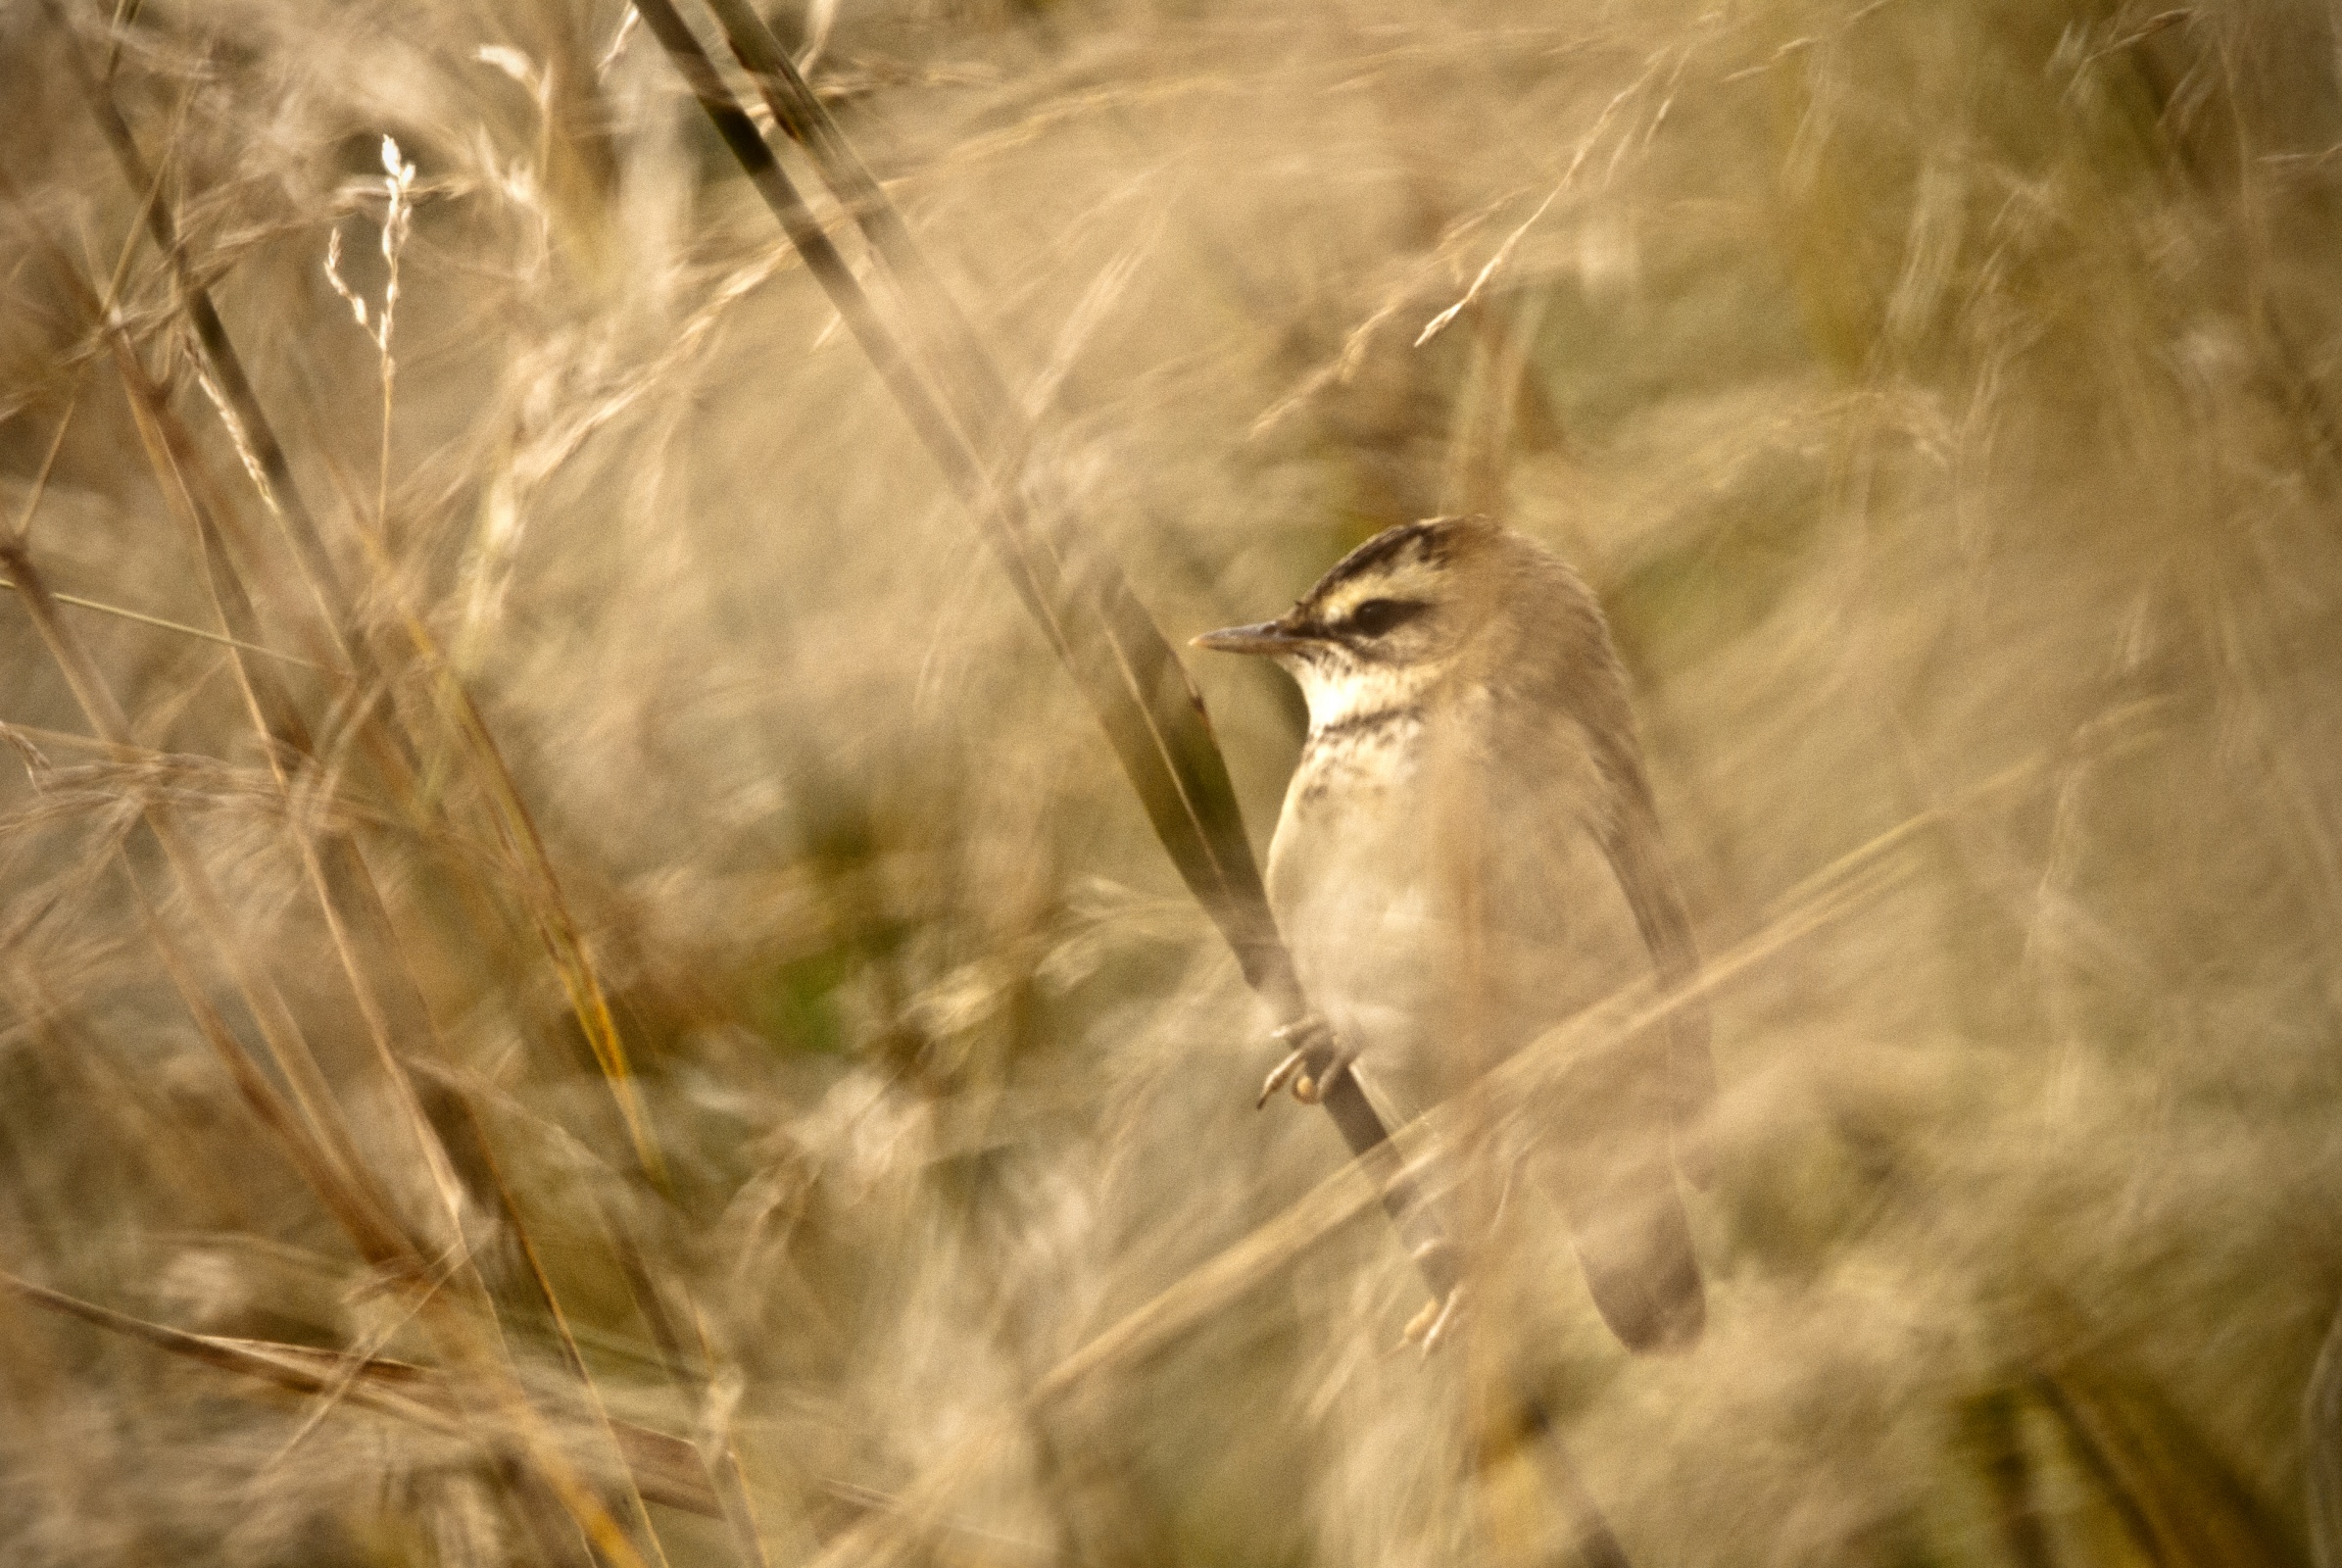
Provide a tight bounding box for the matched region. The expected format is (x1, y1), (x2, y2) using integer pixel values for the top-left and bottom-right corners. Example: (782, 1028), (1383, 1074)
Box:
(1196, 516), (1713, 1353)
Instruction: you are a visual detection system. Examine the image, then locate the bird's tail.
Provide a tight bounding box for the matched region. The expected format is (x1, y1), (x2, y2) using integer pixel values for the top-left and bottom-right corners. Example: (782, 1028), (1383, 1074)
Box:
(1543, 1020), (1707, 1354)
(1558, 1161), (1706, 1353)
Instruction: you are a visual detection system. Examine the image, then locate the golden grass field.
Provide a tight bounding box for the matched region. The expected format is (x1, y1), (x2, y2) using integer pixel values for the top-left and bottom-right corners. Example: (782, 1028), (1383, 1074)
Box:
(4, 0), (2342, 1563)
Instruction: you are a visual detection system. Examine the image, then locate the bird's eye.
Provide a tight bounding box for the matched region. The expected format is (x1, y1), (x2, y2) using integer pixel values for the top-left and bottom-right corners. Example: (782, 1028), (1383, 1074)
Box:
(1346, 598), (1419, 637)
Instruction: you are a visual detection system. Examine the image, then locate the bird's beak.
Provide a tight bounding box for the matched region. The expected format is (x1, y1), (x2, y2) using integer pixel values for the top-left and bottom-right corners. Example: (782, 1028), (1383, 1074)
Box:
(1191, 618), (1303, 656)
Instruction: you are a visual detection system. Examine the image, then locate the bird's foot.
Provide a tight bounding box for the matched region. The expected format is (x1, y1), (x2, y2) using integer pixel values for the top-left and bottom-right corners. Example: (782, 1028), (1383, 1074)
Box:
(1258, 1014), (1351, 1107)
(1402, 1284), (1469, 1357)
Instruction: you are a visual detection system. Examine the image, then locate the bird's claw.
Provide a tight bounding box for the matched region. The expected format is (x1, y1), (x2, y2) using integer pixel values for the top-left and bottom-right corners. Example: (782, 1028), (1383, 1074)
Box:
(1257, 1046), (1311, 1106)
(1402, 1285), (1468, 1357)
(1258, 1014), (1350, 1107)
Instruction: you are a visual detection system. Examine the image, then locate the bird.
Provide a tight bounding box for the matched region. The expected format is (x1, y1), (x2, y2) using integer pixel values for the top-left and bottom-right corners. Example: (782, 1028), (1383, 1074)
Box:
(1194, 515), (1714, 1354)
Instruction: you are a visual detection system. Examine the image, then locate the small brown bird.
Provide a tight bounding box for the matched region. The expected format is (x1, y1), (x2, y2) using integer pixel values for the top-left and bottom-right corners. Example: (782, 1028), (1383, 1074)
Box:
(1196, 516), (1713, 1353)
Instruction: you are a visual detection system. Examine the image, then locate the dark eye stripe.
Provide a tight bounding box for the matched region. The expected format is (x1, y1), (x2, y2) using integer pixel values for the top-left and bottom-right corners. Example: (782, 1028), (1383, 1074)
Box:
(1342, 598), (1426, 638)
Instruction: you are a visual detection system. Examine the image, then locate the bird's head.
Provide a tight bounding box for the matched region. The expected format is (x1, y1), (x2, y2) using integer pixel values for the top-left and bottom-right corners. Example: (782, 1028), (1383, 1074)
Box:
(1194, 516), (1517, 728)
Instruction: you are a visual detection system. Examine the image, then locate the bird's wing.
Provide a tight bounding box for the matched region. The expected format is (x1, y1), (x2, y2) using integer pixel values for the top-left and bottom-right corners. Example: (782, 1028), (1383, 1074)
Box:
(1492, 708), (1711, 1151)
(1592, 746), (1718, 1189)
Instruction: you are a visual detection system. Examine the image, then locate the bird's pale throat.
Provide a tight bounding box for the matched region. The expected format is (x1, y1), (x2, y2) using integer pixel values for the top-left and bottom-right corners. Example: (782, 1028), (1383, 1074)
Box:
(1292, 659), (1439, 741)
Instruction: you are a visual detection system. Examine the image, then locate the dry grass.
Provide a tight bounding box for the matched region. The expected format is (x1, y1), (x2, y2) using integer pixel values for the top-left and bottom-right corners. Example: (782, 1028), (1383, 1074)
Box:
(4, 0), (2342, 1563)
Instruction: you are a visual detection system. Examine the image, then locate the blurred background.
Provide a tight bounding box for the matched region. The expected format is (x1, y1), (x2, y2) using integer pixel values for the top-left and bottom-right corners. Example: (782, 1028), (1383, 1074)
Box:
(3, 0), (2341, 1562)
